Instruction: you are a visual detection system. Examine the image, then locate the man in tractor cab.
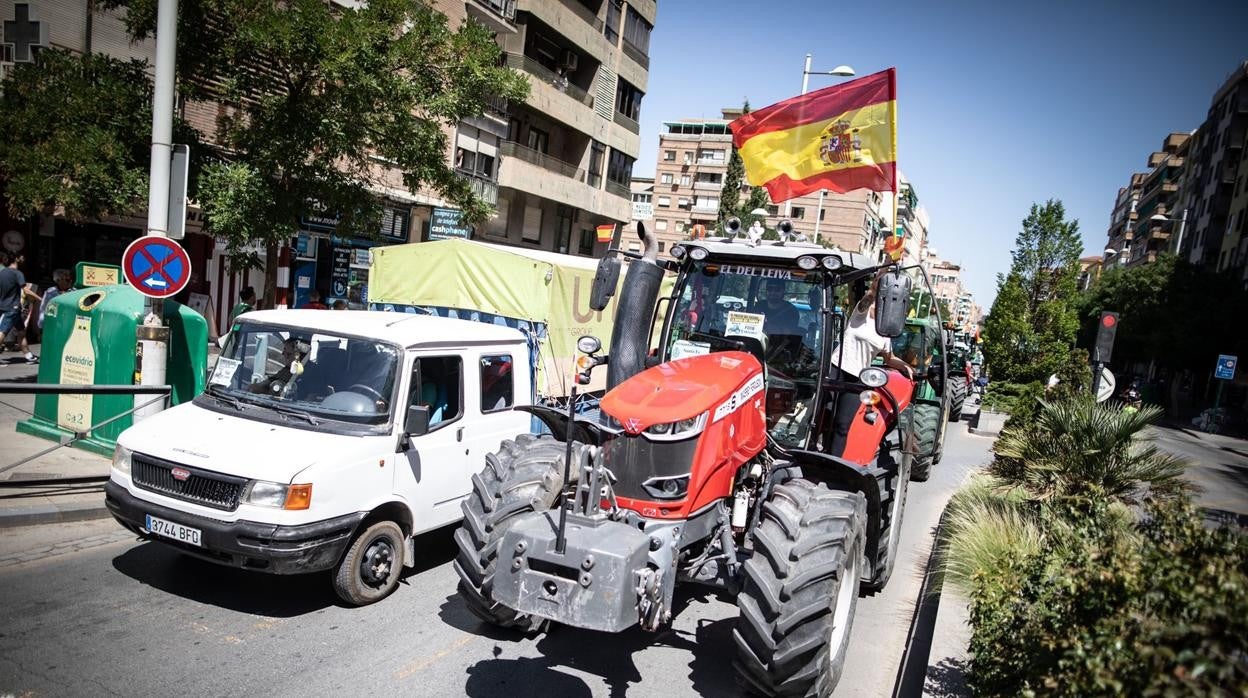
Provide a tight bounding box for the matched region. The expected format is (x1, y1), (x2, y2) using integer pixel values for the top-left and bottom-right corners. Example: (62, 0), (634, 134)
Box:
(827, 273), (914, 456)
(748, 278), (800, 335)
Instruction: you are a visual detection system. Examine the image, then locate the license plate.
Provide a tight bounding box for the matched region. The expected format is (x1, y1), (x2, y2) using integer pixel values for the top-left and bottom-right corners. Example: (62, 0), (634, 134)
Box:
(145, 514), (202, 547)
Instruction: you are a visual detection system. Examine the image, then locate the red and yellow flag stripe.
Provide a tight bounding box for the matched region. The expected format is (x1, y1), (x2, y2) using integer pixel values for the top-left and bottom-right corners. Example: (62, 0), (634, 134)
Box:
(731, 69), (897, 201)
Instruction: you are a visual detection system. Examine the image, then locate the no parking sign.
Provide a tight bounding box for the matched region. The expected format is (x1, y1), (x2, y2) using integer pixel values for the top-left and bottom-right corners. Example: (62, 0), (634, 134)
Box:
(122, 237), (191, 299)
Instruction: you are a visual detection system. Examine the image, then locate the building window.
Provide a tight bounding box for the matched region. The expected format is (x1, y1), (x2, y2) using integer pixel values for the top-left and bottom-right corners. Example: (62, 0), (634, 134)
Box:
(658, 241), (665, 252)
(658, 196), (671, 207)
(698, 148), (725, 163)
(588, 140), (606, 188)
(527, 127), (548, 154)
(683, 151), (693, 165)
(791, 207), (805, 219)
(607, 149), (634, 187)
(696, 173), (722, 185)
(678, 197), (690, 209)
(819, 208), (826, 221)
(660, 173), (673, 185)
(680, 174), (691, 187)
(615, 78), (643, 121)
(766, 205), (779, 216)
(675, 221), (686, 233)
(655, 219), (668, 231)
(523, 204), (543, 243)
(694, 195), (718, 210)
(579, 228), (595, 255)
(664, 150), (676, 161)
(623, 6), (652, 56)
(555, 205), (575, 254)
(604, 0), (621, 44)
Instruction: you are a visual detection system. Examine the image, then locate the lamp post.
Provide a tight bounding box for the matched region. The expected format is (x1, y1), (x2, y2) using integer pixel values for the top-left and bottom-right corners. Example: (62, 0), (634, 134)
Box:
(1104, 246), (1129, 266)
(783, 54), (855, 222)
(1149, 208), (1188, 257)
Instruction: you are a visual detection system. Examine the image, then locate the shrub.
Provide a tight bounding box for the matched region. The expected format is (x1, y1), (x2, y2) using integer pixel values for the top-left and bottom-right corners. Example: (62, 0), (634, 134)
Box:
(968, 499), (1248, 697)
(981, 381), (1043, 415)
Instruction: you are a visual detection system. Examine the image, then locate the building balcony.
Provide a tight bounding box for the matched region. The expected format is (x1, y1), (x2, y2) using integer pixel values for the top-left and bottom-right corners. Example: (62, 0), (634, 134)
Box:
(458, 170), (500, 206)
(621, 39), (649, 70)
(613, 110), (640, 134)
(501, 140), (584, 180)
(518, 0), (615, 68)
(605, 179), (631, 200)
(498, 153), (629, 220)
(696, 158), (726, 167)
(693, 181), (721, 191)
(558, 0), (603, 30)
(505, 53), (593, 108)
(466, 0), (518, 32)
(691, 204), (718, 214)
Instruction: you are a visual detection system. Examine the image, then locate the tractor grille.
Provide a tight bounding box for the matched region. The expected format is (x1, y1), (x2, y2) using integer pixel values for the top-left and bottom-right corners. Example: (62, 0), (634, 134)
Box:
(131, 453), (246, 511)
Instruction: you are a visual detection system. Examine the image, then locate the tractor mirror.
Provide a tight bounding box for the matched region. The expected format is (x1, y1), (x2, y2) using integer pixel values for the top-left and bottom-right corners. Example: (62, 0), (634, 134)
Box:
(874, 271), (911, 337)
(589, 254), (621, 312)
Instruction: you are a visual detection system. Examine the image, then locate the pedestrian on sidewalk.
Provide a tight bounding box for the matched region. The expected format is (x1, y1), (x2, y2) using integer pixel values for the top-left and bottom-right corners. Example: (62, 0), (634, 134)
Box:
(38, 269), (73, 330)
(230, 286), (257, 325)
(0, 251), (40, 363)
(300, 289), (329, 310)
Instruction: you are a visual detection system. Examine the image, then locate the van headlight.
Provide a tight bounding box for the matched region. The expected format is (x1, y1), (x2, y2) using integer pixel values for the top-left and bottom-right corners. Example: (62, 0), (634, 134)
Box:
(112, 444), (132, 476)
(645, 411), (708, 440)
(243, 481), (313, 510)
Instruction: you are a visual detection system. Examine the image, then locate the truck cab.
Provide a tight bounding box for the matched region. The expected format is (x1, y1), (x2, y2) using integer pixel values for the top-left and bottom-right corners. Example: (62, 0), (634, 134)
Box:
(105, 310), (532, 604)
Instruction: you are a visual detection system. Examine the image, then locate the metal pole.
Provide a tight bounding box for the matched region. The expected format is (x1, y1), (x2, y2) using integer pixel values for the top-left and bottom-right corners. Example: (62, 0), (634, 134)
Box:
(1174, 208), (1188, 257)
(784, 54), (814, 221)
(813, 189), (826, 243)
(136, 0), (178, 422)
(1091, 361), (1103, 399)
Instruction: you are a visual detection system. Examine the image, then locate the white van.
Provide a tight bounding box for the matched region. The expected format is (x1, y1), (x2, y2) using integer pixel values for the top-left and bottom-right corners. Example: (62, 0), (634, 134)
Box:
(105, 310), (531, 604)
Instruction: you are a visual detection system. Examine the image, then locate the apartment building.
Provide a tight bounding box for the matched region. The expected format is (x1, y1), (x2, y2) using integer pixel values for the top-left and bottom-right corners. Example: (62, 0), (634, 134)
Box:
(1078, 255), (1104, 290)
(0, 0), (653, 328)
(1104, 173), (1145, 269)
(1103, 133), (1189, 268)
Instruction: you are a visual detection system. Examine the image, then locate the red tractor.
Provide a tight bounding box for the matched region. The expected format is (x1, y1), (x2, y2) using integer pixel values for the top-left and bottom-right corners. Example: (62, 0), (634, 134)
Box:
(454, 221), (946, 697)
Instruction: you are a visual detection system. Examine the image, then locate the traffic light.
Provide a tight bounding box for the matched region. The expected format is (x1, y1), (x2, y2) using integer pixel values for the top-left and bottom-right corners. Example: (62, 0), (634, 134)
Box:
(1093, 311), (1119, 363)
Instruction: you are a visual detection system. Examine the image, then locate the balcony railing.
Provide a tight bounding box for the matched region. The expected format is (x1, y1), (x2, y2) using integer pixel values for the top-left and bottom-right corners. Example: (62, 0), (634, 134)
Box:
(613, 110), (640, 134)
(561, 0), (604, 30)
(459, 171), (499, 206)
(605, 180), (631, 199)
(501, 140), (584, 180)
(471, 0), (516, 22)
(621, 39), (649, 69)
(483, 94), (509, 121)
(693, 181), (721, 191)
(691, 204), (718, 214)
(505, 53), (594, 108)
(697, 157), (726, 167)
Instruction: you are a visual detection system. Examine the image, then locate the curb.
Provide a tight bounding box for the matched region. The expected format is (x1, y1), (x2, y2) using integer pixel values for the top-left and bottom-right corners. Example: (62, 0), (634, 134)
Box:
(0, 500), (112, 529)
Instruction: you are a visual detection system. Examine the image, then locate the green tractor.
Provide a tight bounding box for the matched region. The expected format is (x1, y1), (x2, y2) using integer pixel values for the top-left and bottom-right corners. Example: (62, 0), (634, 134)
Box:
(889, 298), (950, 482)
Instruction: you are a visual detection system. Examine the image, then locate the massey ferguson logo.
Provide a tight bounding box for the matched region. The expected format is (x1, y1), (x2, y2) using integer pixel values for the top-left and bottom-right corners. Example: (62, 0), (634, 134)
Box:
(626, 417), (642, 433)
(170, 467), (191, 482)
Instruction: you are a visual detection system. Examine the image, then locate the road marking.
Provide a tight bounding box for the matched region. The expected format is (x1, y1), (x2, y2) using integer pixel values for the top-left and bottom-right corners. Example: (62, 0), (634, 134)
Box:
(393, 635), (476, 680)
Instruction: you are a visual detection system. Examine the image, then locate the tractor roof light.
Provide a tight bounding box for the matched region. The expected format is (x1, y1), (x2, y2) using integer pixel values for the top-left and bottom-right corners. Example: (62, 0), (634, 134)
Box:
(797, 255), (818, 270)
(859, 367), (889, 387)
(822, 255), (843, 270)
(688, 246), (709, 261)
(670, 245), (687, 260)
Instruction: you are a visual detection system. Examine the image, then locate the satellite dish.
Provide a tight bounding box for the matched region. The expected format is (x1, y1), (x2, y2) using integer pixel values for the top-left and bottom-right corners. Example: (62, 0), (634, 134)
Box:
(1096, 367), (1116, 403)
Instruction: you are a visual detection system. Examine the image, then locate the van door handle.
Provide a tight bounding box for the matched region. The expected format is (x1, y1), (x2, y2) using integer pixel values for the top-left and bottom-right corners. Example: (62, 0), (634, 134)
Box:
(457, 427), (464, 442)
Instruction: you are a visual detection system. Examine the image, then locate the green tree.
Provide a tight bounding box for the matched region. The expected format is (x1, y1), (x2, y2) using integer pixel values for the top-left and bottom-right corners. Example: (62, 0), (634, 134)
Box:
(112, 0), (528, 304)
(739, 185), (770, 224)
(982, 200), (1083, 383)
(718, 100), (748, 226)
(0, 49), (197, 222)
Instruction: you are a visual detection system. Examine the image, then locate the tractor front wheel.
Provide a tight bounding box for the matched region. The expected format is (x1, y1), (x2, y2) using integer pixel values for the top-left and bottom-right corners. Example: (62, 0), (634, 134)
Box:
(453, 433), (579, 631)
(909, 403), (942, 482)
(947, 376), (968, 422)
(734, 480), (867, 697)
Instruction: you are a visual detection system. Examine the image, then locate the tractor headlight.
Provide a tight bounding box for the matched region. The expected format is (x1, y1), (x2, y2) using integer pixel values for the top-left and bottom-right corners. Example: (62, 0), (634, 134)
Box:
(859, 367), (889, 388)
(644, 411), (708, 441)
(670, 245), (687, 260)
(822, 255), (843, 270)
(797, 255), (818, 270)
(688, 247), (709, 261)
(641, 475), (691, 500)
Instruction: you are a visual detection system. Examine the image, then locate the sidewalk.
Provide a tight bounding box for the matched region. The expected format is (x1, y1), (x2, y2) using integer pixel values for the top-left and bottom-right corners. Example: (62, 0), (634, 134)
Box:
(0, 346), (113, 528)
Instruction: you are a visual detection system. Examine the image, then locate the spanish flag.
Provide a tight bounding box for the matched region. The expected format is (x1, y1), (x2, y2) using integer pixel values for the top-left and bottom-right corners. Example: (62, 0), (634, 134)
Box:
(596, 223), (615, 243)
(730, 69), (897, 202)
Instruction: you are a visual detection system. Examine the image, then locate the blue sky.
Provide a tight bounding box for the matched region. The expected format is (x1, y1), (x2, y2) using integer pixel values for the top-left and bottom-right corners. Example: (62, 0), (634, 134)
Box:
(634, 0), (1248, 307)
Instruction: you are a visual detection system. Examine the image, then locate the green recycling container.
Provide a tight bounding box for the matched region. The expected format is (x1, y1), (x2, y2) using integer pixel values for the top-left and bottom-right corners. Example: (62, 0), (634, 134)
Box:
(16, 284), (208, 457)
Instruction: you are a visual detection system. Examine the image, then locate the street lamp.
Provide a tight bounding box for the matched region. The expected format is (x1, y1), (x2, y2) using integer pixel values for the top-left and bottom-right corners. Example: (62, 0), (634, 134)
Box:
(787, 54), (856, 222)
(1149, 209), (1188, 256)
(1104, 247), (1130, 266)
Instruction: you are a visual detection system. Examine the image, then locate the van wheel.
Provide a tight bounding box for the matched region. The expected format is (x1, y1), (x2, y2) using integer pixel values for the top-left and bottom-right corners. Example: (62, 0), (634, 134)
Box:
(333, 520), (405, 606)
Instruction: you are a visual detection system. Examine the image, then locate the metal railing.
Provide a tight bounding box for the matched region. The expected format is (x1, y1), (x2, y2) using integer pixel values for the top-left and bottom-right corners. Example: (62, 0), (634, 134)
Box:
(692, 181), (721, 191)
(501, 140), (585, 180)
(559, 0), (604, 30)
(459, 171), (499, 205)
(0, 383), (172, 476)
(471, 0), (516, 22)
(621, 39), (650, 69)
(605, 179), (631, 199)
(613, 110), (640, 134)
(505, 53), (594, 108)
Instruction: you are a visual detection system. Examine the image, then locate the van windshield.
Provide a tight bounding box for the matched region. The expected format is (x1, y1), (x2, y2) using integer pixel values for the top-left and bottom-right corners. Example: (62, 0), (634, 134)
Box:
(206, 322), (399, 425)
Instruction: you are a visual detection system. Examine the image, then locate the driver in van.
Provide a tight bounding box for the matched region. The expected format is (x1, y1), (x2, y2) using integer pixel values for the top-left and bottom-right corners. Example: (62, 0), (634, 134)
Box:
(250, 338), (309, 395)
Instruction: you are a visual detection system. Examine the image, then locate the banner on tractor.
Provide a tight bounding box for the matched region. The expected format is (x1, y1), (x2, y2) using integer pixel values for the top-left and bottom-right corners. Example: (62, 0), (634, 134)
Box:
(730, 68), (897, 202)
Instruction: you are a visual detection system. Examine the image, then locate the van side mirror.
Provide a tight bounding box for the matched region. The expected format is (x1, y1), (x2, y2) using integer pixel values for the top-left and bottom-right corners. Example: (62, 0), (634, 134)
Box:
(874, 271), (911, 338)
(405, 405), (430, 436)
(589, 254), (621, 311)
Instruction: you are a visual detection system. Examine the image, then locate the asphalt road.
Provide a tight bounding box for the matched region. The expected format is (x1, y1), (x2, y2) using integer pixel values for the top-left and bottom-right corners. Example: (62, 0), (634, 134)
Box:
(1149, 423), (1248, 522)
(0, 422), (993, 698)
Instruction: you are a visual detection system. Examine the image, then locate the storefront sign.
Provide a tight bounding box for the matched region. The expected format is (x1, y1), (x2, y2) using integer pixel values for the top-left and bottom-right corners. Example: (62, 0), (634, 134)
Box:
(301, 200), (341, 233)
(381, 206), (410, 242)
(429, 207), (472, 241)
(351, 248), (371, 267)
(331, 248), (350, 298)
(294, 232), (318, 259)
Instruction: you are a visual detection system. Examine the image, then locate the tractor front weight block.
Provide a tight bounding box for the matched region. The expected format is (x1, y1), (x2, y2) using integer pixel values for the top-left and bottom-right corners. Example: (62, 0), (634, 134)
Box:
(494, 511), (652, 633)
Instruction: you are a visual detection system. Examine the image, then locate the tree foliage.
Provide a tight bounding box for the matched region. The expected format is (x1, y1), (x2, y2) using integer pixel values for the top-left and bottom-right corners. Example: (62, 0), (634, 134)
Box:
(982, 200), (1083, 383)
(110, 0), (528, 300)
(0, 49), (195, 221)
(718, 101), (747, 226)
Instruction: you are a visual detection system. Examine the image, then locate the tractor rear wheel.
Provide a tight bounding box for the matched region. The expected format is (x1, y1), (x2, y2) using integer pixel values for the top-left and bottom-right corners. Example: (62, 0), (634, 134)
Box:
(734, 480), (867, 697)
(947, 376), (968, 422)
(453, 433), (579, 631)
(910, 403), (941, 482)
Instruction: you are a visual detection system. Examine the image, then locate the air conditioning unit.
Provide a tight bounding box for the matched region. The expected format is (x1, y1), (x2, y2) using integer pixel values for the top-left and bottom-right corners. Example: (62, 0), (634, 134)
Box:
(562, 50), (579, 72)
